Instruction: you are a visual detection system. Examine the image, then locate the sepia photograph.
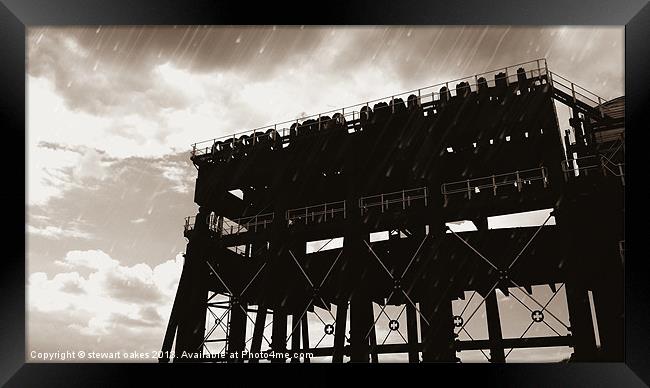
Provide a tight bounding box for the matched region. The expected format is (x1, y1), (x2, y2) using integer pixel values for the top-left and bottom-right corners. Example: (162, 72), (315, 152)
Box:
(26, 25), (625, 364)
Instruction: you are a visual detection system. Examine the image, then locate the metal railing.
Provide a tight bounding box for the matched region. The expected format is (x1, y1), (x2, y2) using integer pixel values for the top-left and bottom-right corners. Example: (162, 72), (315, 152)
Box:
(441, 167), (549, 200)
(561, 155), (624, 184)
(184, 214), (220, 233)
(191, 59), (550, 157)
(561, 155), (601, 177)
(184, 213), (274, 235)
(359, 187), (429, 215)
(184, 215), (197, 232)
(548, 71), (608, 116)
(286, 200), (346, 225)
(221, 213), (275, 236)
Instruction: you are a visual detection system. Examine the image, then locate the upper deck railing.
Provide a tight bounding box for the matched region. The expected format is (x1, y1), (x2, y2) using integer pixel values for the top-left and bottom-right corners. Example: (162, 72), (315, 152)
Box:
(221, 213), (275, 235)
(286, 200), (346, 225)
(441, 167), (549, 200)
(547, 72), (608, 114)
(184, 213), (274, 235)
(359, 187), (429, 215)
(190, 58), (577, 157)
(184, 214), (218, 233)
(561, 155), (625, 185)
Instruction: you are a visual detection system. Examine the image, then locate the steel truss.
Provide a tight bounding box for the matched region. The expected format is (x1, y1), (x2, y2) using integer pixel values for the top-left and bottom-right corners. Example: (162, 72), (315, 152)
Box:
(446, 212), (574, 361)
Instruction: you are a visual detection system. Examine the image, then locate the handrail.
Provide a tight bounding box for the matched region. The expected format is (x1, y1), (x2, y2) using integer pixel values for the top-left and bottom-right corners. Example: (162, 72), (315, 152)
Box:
(359, 187), (429, 214)
(222, 213), (275, 235)
(184, 213), (274, 235)
(548, 71), (608, 108)
(599, 154), (625, 177)
(548, 71), (614, 123)
(561, 155), (625, 183)
(286, 200), (346, 225)
(441, 167), (548, 198)
(561, 155), (601, 174)
(184, 215), (197, 231)
(191, 58), (549, 156)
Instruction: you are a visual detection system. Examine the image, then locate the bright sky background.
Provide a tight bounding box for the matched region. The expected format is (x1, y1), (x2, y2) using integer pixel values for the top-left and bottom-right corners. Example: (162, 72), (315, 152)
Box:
(26, 26), (623, 362)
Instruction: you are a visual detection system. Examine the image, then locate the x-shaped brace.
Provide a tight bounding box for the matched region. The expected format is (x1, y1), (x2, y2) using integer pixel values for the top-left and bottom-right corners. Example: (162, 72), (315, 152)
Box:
(448, 213), (569, 343)
(504, 283), (567, 359)
(204, 260), (271, 351)
(202, 301), (235, 355)
(286, 248), (346, 346)
(362, 235), (431, 342)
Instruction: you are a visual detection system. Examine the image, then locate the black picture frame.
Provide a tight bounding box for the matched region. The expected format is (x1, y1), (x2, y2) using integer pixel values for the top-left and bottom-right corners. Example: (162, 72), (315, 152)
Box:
(1, 0), (648, 386)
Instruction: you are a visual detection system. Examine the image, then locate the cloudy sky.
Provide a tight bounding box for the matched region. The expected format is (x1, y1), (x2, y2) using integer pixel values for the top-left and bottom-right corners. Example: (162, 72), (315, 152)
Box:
(26, 26), (623, 362)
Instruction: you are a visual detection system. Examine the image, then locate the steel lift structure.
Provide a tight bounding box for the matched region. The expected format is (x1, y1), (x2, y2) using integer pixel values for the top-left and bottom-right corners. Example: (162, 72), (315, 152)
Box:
(160, 59), (624, 363)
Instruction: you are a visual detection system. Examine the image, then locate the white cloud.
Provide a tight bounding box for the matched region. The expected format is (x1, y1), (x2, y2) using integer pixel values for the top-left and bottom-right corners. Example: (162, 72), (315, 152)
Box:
(27, 75), (171, 162)
(27, 225), (93, 240)
(26, 102), (114, 205)
(29, 49), (408, 161)
(27, 141), (79, 206)
(29, 250), (183, 358)
(159, 161), (193, 194)
(72, 148), (110, 181)
(27, 47), (410, 207)
(54, 249), (119, 271)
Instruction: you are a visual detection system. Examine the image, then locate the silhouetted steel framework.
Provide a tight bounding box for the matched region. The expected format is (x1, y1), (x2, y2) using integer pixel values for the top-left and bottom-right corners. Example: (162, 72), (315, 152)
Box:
(160, 59), (624, 363)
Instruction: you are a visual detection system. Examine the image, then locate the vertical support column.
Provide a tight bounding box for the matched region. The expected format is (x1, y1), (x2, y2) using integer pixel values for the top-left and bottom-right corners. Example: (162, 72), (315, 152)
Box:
(332, 300), (348, 363)
(226, 300), (247, 362)
(420, 297), (455, 362)
(174, 208), (210, 362)
(271, 308), (288, 363)
(406, 303), (419, 362)
(555, 202), (609, 362)
(590, 203), (624, 362)
(343, 144), (371, 363)
(159, 261), (184, 362)
(290, 314), (301, 363)
(591, 286), (624, 361)
(249, 305), (267, 364)
(349, 296), (373, 362)
(368, 324), (379, 363)
(565, 283), (598, 360)
(173, 270), (208, 360)
(301, 314), (310, 363)
(419, 220), (456, 362)
(485, 292), (505, 363)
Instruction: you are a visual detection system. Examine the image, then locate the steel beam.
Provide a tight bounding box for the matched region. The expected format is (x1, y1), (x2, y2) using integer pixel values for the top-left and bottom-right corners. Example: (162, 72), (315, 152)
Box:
(248, 305), (267, 364)
(226, 299), (247, 362)
(485, 292), (505, 362)
(332, 300), (348, 363)
(456, 335), (573, 351)
(271, 308), (288, 363)
(406, 303), (419, 362)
